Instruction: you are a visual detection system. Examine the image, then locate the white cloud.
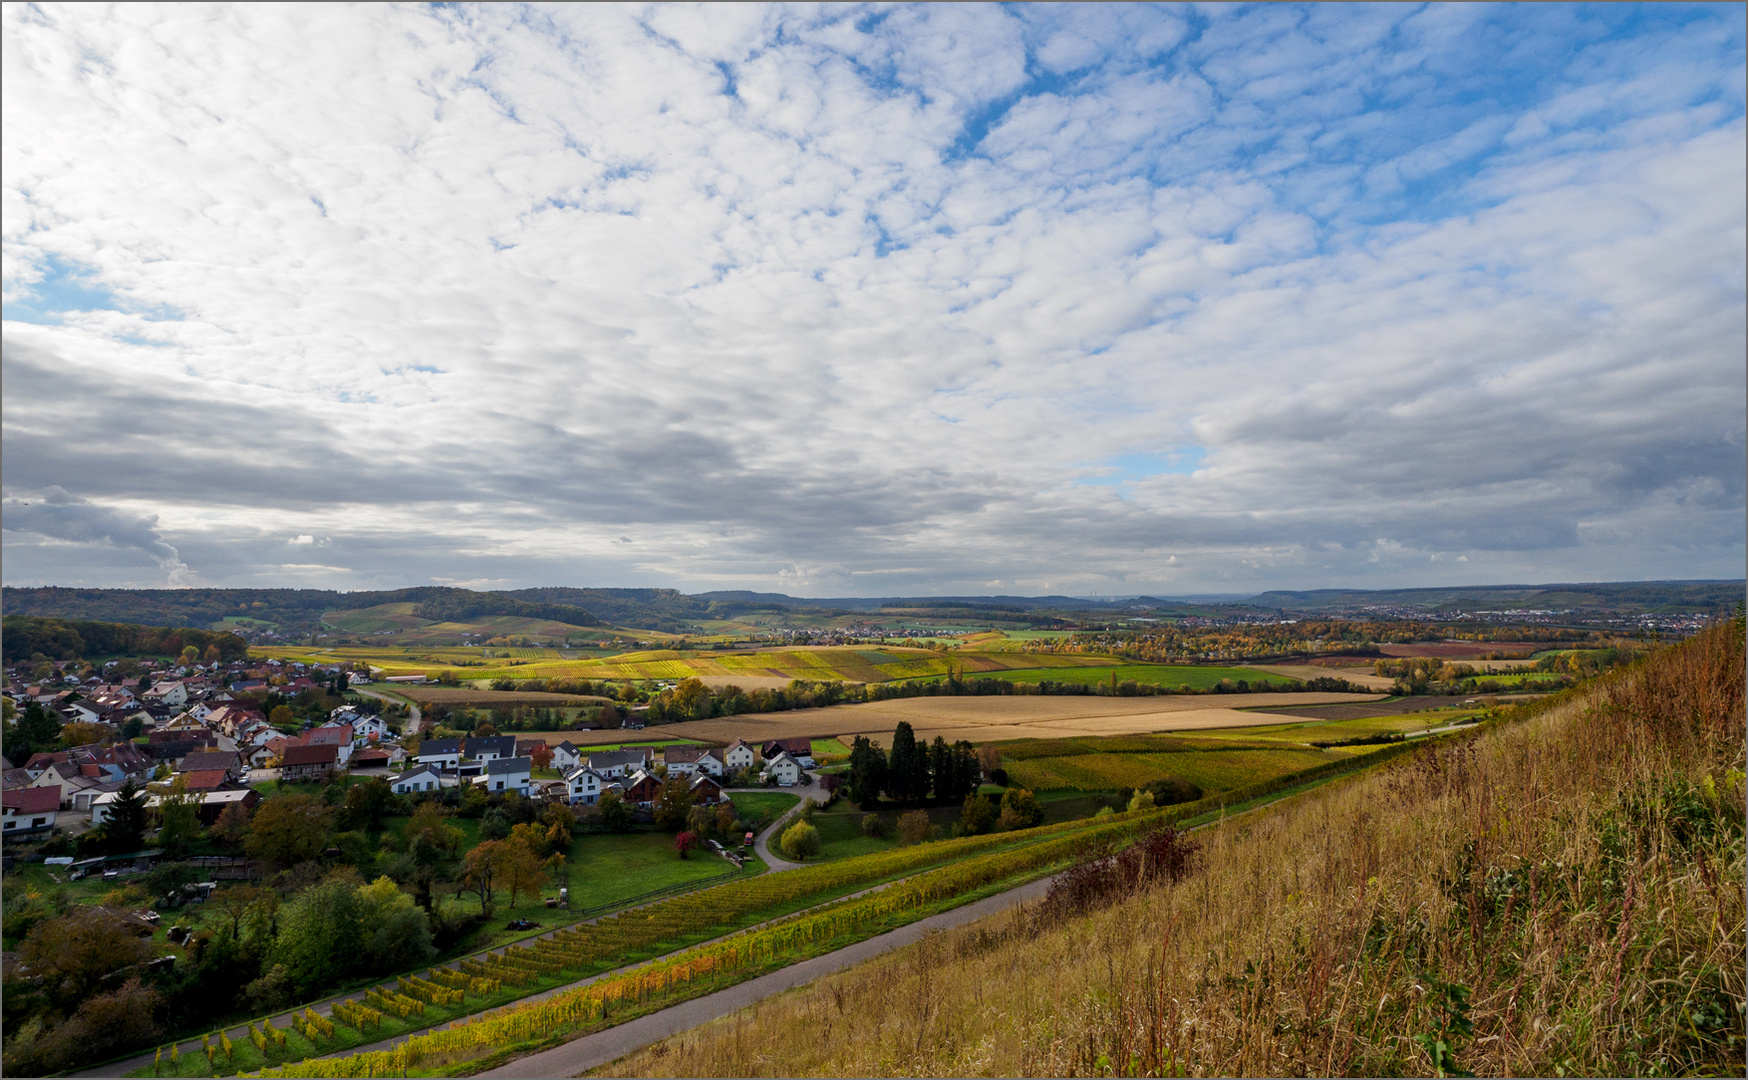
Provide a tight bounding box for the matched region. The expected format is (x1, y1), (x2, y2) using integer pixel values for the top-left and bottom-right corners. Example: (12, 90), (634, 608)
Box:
(1, 3), (1742, 595)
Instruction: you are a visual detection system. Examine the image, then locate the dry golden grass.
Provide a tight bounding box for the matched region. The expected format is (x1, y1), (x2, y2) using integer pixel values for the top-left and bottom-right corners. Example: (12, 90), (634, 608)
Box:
(601, 622), (1745, 1078)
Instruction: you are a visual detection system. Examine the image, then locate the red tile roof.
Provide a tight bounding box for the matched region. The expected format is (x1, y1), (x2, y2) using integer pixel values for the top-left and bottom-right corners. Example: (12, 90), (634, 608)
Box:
(180, 770), (230, 790)
(281, 744), (338, 767)
(3, 787), (61, 814)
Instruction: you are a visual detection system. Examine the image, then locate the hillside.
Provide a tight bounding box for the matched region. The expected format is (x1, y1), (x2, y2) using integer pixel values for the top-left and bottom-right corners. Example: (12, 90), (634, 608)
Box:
(1248, 579), (1745, 615)
(603, 619), (1745, 1077)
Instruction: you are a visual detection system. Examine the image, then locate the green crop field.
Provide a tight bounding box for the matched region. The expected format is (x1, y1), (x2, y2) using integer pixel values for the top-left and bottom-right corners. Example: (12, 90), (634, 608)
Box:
(1006, 745), (1366, 794)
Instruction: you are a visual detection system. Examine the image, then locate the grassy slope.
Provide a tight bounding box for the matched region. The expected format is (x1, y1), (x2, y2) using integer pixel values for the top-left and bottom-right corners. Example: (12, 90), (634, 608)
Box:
(602, 621), (1746, 1078)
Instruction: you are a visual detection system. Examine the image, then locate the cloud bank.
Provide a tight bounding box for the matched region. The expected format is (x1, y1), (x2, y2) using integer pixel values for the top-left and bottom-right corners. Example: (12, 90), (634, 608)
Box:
(2, 3), (1743, 594)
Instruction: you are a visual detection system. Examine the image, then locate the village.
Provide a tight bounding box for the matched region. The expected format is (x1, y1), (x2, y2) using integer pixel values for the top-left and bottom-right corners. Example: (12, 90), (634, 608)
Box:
(2, 653), (821, 853)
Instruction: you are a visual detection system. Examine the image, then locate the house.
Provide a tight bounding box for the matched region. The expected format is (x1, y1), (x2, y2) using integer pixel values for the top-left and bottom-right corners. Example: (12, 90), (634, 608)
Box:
(22, 751), (71, 780)
(551, 741), (585, 772)
(514, 738), (547, 759)
(417, 738), (463, 770)
(158, 712), (209, 737)
(279, 744), (339, 781)
(143, 681), (188, 708)
(151, 727), (217, 748)
(723, 739), (760, 772)
(662, 745), (725, 778)
(2, 767), (33, 790)
(585, 747), (653, 778)
(623, 769), (664, 808)
(391, 765), (444, 795)
(177, 750), (246, 783)
(465, 735), (517, 764)
(689, 772), (725, 804)
(2, 787), (61, 833)
(475, 756), (532, 795)
(349, 714), (392, 743)
(563, 766), (609, 805)
(301, 724), (356, 765)
(193, 788), (259, 825)
(760, 751), (802, 786)
(179, 770), (231, 792)
(78, 742), (152, 781)
(29, 761), (85, 807)
(58, 700), (103, 726)
(761, 738), (815, 768)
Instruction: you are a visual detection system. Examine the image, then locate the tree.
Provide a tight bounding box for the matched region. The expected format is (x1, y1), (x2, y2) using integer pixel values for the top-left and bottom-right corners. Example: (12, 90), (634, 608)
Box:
(209, 800), (252, 851)
(542, 801), (576, 850)
(1000, 787), (1043, 831)
(1127, 789), (1157, 814)
(597, 788), (632, 830)
(896, 810), (932, 845)
(674, 830), (702, 858)
(245, 793), (330, 866)
(154, 776), (202, 858)
(887, 722), (929, 803)
(103, 776), (150, 854)
(463, 838), (543, 911)
(60, 721), (108, 747)
(860, 812), (885, 837)
(529, 742), (554, 770)
(338, 778), (394, 831)
(652, 778), (697, 832)
(119, 715), (144, 740)
(846, 735), (888, 808)
(356, 875), (434, 971)
(17, 907), (156, 1012)
(270, 871), (365, 996)
(780, 820), (821, 859)
(960, 793), (996, 836)
(977, 743), (1003, 779)
(7, 701), (63, 759)
(480, 807), (511, 841)
(404, 800), (462, 862)
(268, 705), (295, 729)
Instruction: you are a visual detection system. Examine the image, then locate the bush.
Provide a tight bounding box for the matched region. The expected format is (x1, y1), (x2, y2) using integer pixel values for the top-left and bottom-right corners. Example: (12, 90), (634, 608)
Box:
(959, 794), (996, 836)
(896, 810), (932, 845)
(780, 821), (821, 860)
(1127, 790), (1156, 814)
(859, 813), (886, 838)
(1000, 787), (1043, 830)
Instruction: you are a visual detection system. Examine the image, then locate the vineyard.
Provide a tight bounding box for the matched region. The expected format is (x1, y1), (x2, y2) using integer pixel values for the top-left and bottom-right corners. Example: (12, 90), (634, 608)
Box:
(134, 805), (1175, 1078)
(253, 810), (1170, 1077)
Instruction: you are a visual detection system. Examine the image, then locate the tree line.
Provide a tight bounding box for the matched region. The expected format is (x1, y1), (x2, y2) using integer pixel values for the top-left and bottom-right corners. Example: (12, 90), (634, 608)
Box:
(1, 616), (249, 664)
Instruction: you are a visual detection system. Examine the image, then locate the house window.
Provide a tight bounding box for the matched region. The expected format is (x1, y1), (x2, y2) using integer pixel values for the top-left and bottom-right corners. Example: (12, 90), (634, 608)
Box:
(495, 781), (503, 790)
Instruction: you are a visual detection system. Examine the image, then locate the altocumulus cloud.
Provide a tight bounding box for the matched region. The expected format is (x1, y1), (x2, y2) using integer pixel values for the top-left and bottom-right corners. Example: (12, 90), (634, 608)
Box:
(1, 3), (1743, 593)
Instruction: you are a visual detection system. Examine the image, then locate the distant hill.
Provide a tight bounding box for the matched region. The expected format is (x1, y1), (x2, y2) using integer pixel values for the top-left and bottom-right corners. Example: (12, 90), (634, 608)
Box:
(1245, 580), (1744, 615)
(3, 579), (1737, 638)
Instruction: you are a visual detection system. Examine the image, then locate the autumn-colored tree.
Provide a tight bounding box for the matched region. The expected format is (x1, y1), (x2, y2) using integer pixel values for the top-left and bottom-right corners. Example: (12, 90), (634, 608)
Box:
(18, 907), (155, 1012)
(896, 809), (932, 845)
(529, 741), (554, 770)
(460, 840), (503, 912)
(652, 777), (697, 831)
(267, 705), (295, 728)
(674, 830), (702, 858)
(404, 800), (463, 862)
(60, 721), (108, 747)
(244, 793), (330, 866)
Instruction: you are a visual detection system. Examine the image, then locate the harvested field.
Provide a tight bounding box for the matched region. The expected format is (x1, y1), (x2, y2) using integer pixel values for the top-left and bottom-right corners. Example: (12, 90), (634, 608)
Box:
(689, 675), (807, 691)
(605, 691), (1384, 748)
(370, 684), (611, 707)
(1379, 641), (1542, 659)
(1243, 664), (1396, 690)
(501, 731), (711, 749)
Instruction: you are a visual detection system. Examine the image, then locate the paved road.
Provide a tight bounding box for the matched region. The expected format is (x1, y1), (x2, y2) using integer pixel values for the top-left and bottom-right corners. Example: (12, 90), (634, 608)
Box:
(353, 685), (423, 734)
(743, 784), (830, 870)
(479, 874), (1059, 1078)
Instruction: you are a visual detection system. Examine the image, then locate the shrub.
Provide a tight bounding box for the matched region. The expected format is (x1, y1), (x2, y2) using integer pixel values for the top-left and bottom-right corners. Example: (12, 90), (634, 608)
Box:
(959, 794), (996, 836)
(780, 821), (821, 860)
(859, 812), (886, 838)
(896, 810), (932, 845)
(999, 787), (1043, 830)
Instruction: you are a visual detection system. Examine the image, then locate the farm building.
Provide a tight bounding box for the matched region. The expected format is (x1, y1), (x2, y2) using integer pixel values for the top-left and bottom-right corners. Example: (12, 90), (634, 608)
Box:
(279, 744), (339, 781)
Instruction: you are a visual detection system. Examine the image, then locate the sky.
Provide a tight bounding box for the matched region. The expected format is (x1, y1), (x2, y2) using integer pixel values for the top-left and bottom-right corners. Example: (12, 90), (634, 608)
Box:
(2, 2), (1744, 598)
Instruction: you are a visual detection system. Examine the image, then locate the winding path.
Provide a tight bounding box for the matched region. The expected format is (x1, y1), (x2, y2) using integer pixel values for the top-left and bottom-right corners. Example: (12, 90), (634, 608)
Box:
(352, 684), (423, 734)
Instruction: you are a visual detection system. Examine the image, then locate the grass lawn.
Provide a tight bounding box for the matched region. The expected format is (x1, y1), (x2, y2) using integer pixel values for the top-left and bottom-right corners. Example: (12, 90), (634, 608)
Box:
(990, 664), (1299, 690)
(811, 738), (851, 756)
(727, 791), (800, 822)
